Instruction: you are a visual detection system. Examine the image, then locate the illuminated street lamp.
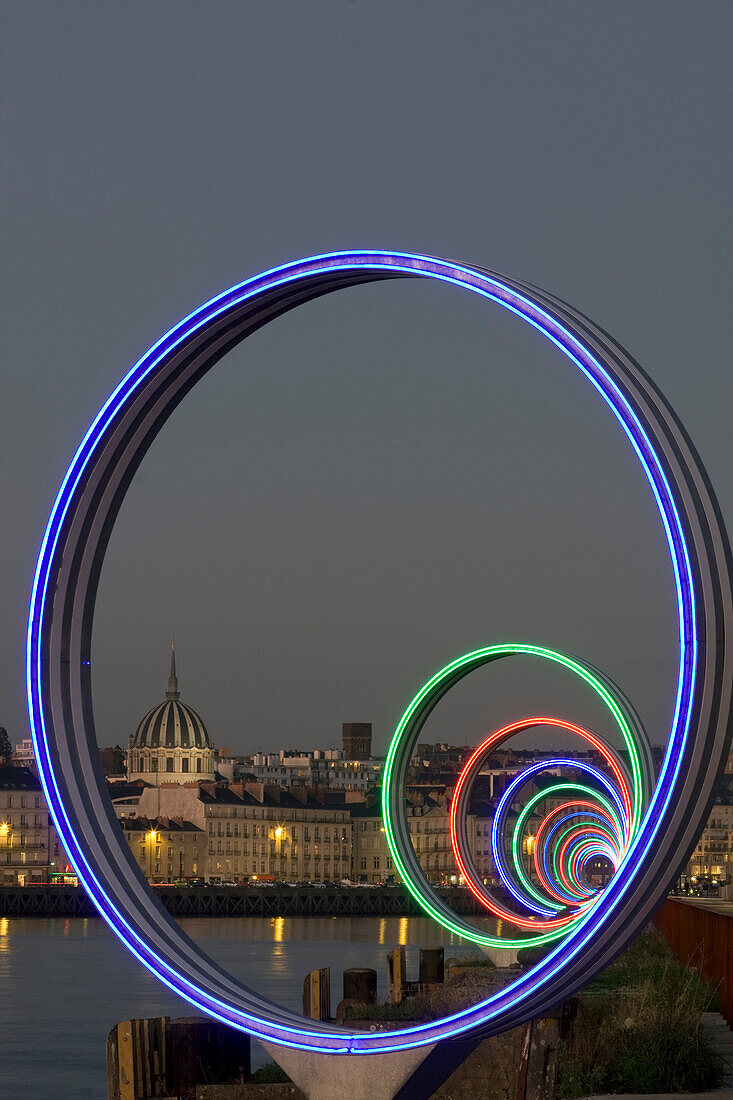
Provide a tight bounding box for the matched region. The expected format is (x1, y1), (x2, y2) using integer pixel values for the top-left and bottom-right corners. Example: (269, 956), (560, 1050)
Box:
(146, 828), (158, 881)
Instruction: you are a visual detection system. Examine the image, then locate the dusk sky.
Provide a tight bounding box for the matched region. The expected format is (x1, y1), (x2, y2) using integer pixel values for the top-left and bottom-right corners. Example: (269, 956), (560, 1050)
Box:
(2, 3), (732, 759)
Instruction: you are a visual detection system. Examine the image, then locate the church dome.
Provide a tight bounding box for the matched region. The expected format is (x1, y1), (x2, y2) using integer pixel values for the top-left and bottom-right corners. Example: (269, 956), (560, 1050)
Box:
(131, 646), (211, 749)
(132, 698), (211, 750)
(127, 645), (216, 785)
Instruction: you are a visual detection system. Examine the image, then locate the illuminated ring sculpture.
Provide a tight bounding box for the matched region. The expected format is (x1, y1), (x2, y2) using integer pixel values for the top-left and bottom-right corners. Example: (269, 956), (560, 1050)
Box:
(445, 714), (638, 930)
(531, 803), (621, 909)
(27, 251), (733, 1051)
(491, 758), (626, 921)
(384, 649), (651, 947)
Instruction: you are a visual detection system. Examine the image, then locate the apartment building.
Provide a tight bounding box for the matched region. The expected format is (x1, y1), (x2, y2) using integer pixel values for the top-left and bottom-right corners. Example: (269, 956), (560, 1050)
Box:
(0, 767), (68, 885)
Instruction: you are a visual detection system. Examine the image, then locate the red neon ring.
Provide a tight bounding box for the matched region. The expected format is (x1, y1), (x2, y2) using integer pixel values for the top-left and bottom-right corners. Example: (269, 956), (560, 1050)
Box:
(448, 717), (633, 929)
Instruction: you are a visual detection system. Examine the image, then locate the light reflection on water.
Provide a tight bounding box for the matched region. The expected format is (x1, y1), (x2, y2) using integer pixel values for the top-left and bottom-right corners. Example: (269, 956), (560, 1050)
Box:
(0, 915), (500, 1100)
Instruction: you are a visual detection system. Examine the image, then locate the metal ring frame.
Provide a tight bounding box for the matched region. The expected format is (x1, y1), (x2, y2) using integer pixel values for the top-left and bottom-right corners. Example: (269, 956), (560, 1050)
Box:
(27, 251), (733, 1052)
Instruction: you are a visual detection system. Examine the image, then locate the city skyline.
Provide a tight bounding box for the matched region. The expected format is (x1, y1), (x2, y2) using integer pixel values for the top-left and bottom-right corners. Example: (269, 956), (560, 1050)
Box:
(3, 6), (733, 761)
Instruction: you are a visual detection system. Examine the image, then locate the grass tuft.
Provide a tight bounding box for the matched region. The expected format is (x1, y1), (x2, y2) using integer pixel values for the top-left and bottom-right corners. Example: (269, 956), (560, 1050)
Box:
(558, 928), (725, 1096)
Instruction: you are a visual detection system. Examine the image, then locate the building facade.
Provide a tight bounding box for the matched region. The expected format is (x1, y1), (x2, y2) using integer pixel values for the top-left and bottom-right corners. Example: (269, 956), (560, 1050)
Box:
(120, 816), (205, 883)
(350, 795), (495, 886)
(246, 749), (380, 791)
(128, 781), (354, 883)
(685, 796), (733, 882)
(0, 767), (69, 885)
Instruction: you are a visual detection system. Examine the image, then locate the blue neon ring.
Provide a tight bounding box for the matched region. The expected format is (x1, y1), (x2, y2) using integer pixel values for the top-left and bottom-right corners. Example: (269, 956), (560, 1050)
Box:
(27, 251), (733, 1051)
(490, 759), (627, 915)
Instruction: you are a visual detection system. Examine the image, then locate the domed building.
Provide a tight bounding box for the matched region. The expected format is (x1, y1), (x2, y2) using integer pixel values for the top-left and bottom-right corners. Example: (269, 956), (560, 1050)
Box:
(127, 646), (216, 785)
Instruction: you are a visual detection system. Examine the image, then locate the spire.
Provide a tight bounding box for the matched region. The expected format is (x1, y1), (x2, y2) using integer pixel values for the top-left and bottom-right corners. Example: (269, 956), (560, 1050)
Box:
(166, 639), (179, 700)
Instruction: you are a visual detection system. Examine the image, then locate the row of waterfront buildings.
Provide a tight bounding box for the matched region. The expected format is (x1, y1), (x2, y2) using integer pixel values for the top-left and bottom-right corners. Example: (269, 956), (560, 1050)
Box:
(2, 646), (733, 890)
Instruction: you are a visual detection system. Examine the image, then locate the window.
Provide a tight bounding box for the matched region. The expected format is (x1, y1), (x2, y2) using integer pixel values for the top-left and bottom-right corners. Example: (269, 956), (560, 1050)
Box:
(360, 857), (367, 870)
(166, 758), (174, 773)
(182, 759), (189, 773)
(196, 758), (202, 773)
(373, 857), (380, 870)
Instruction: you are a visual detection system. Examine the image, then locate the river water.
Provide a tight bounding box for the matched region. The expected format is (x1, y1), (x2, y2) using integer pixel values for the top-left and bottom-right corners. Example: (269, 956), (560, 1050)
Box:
(0, 916), (498, 1099)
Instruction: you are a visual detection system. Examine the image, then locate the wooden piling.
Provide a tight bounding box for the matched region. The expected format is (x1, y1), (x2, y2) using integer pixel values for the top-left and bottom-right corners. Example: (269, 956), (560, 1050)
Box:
(106, 1015), (250, 1099)
(343, 967), (377, 1004)
(388, 946), (406, 1004)
(419, 946), (444, 986)
(106, 1017), (165, 1100)
(303, 966), (331, 1021)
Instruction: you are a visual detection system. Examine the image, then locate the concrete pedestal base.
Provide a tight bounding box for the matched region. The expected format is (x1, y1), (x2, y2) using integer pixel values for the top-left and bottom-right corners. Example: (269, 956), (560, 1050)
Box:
(479, 944), (520, 967)
(261, 1040), (435, 1100)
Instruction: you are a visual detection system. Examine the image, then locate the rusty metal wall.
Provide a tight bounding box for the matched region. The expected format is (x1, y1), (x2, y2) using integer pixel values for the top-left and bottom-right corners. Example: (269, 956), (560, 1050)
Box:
(654, 899), (733, 1026)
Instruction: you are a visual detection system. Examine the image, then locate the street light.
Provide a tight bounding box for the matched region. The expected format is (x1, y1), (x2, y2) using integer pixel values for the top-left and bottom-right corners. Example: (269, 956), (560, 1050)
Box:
(146, 829), (158, 882)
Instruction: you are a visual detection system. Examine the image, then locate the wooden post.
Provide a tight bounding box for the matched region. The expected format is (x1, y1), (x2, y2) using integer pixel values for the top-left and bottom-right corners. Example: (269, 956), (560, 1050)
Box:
(388, 946), (406, 1004)
(106, 1018), (166, 1100)
(516, 1000), (577, 1100)
(303, 967), (331, 1020)
(419, 947), (444, 986)
(343, 967), (377, 1004)
(166, 1015), (250, 1095)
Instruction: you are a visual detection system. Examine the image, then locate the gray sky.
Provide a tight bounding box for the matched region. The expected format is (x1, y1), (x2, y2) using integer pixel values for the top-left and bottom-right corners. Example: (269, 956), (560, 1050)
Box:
(2, 2), (732, 758)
